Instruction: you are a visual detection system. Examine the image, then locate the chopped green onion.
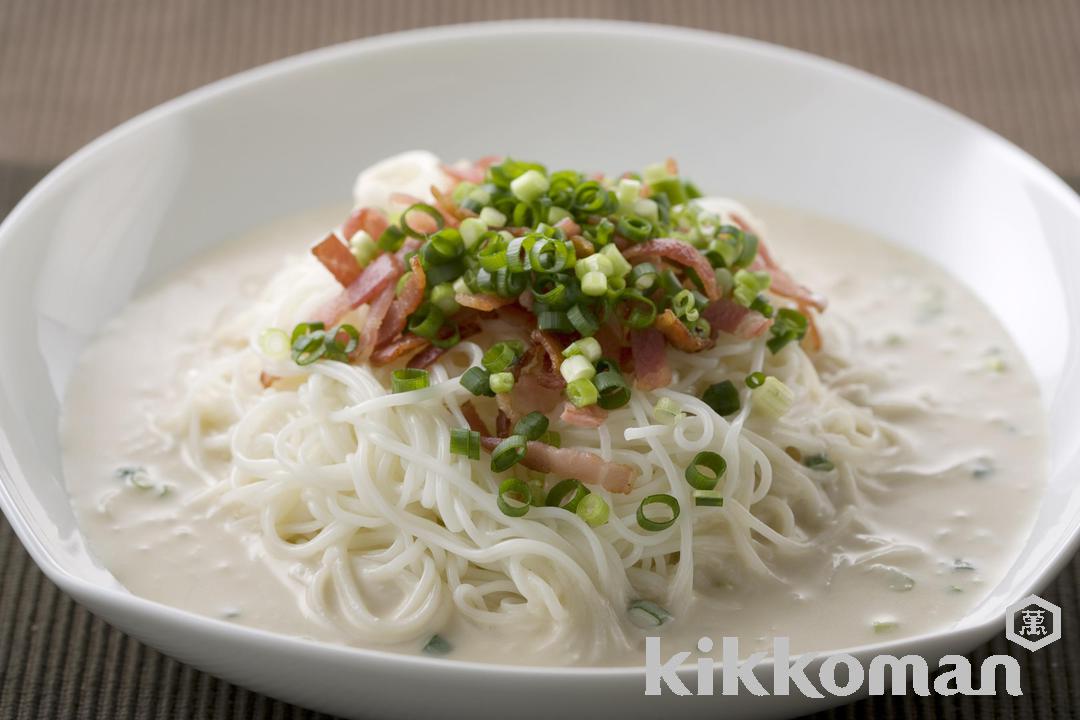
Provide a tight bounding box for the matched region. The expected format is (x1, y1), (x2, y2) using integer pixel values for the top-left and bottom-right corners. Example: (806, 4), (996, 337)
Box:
(581, 270), (608, 297)
(349, 231), (378, 267)
(539, 430), (561, 447)
(491, 436), (529, 474)
(672, 289), (695, 317)
(479, 206), (507, 228)
(482, 341), (524, 373)
(459, 217), (487, 249)
(513, 411), (549, 441)
(642, 162), (670, 185)
(422, 228), (464, 265)
(576, 494), (610, 527)
(733, 269), (771, 308)
(594, 371), (631, 410)
(653, 396), (683, 424)
(489, 372), (515, 394)
(575, 253), (615, 279)
(547, 205), (572, 224)
(545, 478), (588, 512)
(537, 310), (573, 333)
(378, 224), (407, 252)
(567, 304), (599, 336)
(803, 453), (835, 472)
(592, 217), (614, 246)
(528, 237), (571, 273)
(767, 308), (809, 354)
(566, 377), (599, 407)
(423, 634), (452, 656)
(401, 203), (445, 239)
(628, 599), (672, 628)
(685, 451), (727, 491)
(407, 303), (445, 339)
(291, 326), (328, 366)
(693, 489), (725, 507)
(461, 366), (495, 397)
(391, 368), (430, 393)
(629, 262), (658, 291)
(617, 215), (652, 243)
(258, 328), (291, 360)
(745, 371), (766, 389)
(430, 283), (460, 315)
(616, 177), (642, 208)
(637, 494), (680, 531)
(702, 380), (741, 416)
(510, 169), (550, 203)
(450, 428), (481, 460)
(560, 355), (596, 384)
(873, 620), (899, 634)
(751, 376), (794, 419)
(599, 244), (633, 277)
(622, 292), (657, 329)
(496, 475), (532, 516)
(562, 337), (602, 362)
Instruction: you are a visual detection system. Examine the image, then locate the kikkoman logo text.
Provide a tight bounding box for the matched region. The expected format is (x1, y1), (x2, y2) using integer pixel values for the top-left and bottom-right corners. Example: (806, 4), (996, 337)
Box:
(644, 594), (1061, 697)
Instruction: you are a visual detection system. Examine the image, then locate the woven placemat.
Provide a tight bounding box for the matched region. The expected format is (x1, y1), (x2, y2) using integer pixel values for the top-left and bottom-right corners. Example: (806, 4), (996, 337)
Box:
(2, 2), (1080, 718)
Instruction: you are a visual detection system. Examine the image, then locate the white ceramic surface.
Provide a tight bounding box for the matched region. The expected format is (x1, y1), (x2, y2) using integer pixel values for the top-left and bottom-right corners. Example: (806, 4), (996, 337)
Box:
(2, 20), (1080, 719)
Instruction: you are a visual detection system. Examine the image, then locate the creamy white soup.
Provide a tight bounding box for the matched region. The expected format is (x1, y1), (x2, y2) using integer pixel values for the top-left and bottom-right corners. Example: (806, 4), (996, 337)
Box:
(60, 153), (1045, 666)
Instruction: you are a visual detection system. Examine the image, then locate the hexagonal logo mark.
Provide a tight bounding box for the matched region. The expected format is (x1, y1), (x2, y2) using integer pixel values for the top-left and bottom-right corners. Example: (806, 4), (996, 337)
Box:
(1006, 594), (1061, 651)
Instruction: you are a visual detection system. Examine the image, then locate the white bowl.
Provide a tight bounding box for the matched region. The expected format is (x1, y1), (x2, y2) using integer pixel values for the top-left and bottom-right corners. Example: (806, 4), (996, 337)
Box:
(2, 20), (1079, 720)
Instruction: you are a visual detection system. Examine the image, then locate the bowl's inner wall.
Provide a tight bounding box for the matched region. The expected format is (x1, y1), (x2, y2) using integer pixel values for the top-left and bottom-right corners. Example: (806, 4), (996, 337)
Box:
(2, 25), (1079, 624)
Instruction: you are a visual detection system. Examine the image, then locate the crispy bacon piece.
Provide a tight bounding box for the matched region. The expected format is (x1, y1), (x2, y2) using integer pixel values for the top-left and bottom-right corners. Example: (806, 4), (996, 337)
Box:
(313, 253), (402, 327)
(342, 207), (389, 242)
(529, 330), (566, 390)
(460, 400), (490, 436)
(370, 334), (429, 366)
(623, 238), (720, 300)
(441, 156), (501, 185)
(431, 185), (467, 226)
(630, 328), (671, 390)
(561, 402), (607, 428)
(378, 255), (427, 345)
(569, 234), (594, 258)
(479, 438), (636, 494)
(455, 292), (516, 312)
(554, 217), (582, 237)
(259, 371), (278, 388)
(311, 233), (361, 287)
(701, 299), (772, 340)
(655, 309), (714, 353)
(510, 369), (564, 414)
(355, 284), (396, 361)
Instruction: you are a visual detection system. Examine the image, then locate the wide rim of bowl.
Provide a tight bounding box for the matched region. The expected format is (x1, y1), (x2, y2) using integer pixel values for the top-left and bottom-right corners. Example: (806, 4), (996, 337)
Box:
(2, 18), (1080, 679)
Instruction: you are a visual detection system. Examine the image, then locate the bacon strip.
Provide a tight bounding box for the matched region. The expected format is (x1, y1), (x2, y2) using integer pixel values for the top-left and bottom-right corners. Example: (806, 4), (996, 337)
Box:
(431, 185), (466, 226)
(655, 309), (713, 353)
(479, 438), (636, 494)
(311, 233), (361, 287)
(554, 217), (582, 237)
(342, 207), (389, 242)
(370, 334), (429, 366)
(455, 292), (516, 312)
(460, 400), (490, 436)
(529, 330), (566, 390)
(624, 238), (719, 300)
(561, 402), (607, 428)
(630, 328), (671, 390)
(313, 253), (403, 327)
(377, 255), (427, 345)
(701, 299), (772, 340)
(355, 284), (396, 361)
(510, 369), (564, 414)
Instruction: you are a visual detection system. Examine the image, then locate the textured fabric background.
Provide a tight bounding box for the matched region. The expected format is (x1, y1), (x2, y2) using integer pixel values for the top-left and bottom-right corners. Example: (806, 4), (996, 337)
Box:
(1, 1), (1079, 718)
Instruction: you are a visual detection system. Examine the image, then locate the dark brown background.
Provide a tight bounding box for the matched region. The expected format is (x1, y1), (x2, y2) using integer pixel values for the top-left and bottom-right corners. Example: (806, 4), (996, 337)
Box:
(2, 2), (1079, 718)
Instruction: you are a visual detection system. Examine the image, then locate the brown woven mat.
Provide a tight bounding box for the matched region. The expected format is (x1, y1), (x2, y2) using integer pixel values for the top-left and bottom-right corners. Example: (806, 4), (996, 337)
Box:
(2, 2), (1080, 718)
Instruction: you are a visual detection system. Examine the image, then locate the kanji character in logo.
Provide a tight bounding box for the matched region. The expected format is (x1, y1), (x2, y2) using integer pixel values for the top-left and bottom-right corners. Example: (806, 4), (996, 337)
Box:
(1019, 608), (1047, 637)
